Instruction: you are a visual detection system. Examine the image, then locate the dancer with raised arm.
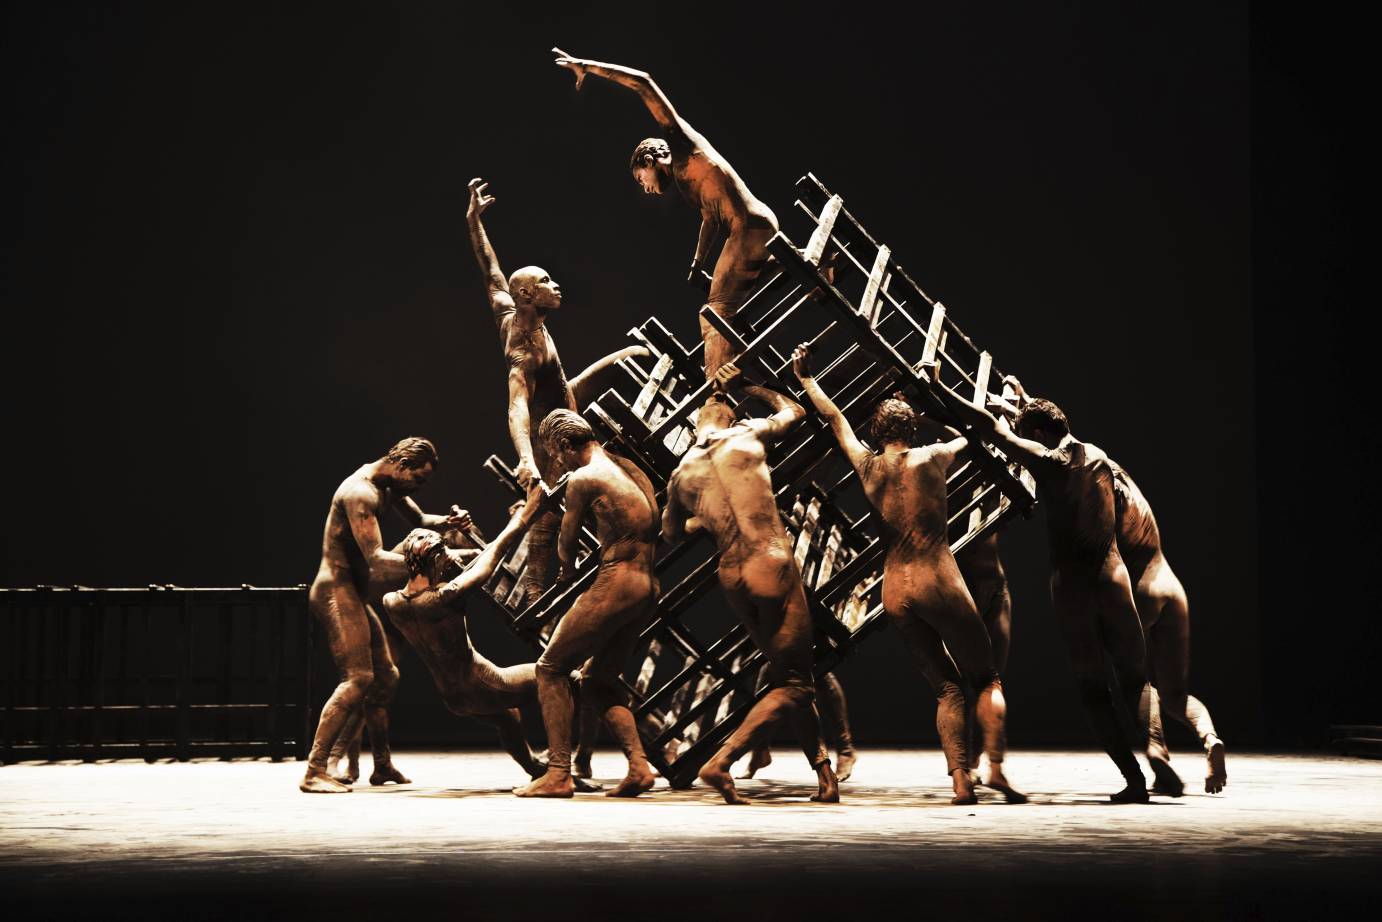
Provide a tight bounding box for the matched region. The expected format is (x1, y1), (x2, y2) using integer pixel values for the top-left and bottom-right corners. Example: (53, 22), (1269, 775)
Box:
(663, 362), (839, 805)
(793, 346), (1023, 804)
(300, 438), (467, 794)
(466, 178), (646, 606)
(552, 49), (778, 381)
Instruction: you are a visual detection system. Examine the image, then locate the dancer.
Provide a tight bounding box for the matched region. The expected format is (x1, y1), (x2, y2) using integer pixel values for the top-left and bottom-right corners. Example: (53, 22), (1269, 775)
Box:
(1113, 462), (1227, 795)
(793, 346), (1022, 804)
(466, 178), (646, 605)
(380, 481), (552, 780)
(663, 362), (839, 805)
(300, 437), (467, 794)
(513, 410), (661, 799)
(552, 49), (778, 380)
(946, 389), (1152, 802)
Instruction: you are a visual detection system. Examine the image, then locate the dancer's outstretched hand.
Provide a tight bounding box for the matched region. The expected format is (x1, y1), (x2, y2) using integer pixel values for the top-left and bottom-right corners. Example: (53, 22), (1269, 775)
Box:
(467, 178), (494, 217)
(552, 48), (587, 90)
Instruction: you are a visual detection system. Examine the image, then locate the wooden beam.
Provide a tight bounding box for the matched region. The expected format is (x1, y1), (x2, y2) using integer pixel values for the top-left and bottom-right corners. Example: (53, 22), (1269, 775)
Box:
(974, 350), (992, 405)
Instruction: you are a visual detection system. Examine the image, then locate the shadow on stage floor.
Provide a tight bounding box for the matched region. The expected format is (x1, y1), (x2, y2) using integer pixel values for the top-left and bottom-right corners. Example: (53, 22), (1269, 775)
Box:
(5, 749), (1381, 920)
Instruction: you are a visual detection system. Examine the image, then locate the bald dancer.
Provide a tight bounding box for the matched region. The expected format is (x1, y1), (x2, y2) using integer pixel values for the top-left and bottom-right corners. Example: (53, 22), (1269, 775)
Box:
(466, 178), (647, 606)
(552, 49), (778, 380)
(514, 410), (661, 799)
(794, 348), (1022, 804)
(663, 363), (839, 805)
(948, 392), (1152, 802)
(300, 437), (468, 794)
(380, 481), (552, 780)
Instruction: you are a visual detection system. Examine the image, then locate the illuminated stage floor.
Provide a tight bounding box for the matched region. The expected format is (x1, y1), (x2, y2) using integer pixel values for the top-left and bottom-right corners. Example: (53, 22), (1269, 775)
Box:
(5, 749), (1382, 920)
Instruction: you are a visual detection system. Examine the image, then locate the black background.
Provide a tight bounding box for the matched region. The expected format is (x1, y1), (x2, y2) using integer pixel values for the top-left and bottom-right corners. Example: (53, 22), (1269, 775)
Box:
(1, 2), (1367, 749)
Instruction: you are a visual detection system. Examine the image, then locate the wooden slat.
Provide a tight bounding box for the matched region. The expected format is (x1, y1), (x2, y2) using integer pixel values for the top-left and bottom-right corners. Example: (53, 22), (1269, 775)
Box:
(859, 244), (891, 325)
(804, 195), (843, 266)
(919, 302), (947, 371)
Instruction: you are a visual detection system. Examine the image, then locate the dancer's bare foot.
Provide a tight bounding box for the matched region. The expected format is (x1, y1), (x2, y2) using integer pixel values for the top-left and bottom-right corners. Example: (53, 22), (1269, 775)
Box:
(513, 769), (575, 798)
(738, 746), (772, 780)
(573, 753), (593, 779)
(950, 767), (978, 806)
(369, 764), (411, 786)
(1110, 780), (1151, 803)
(699, 763), (750, 805)
(1205, 739), (1227, 794)
(1148, 756), (1184, 797)
(300, 770), (351, 794)
(330, 770), (358, 785)
(573, 777), (604, 793)
(811, 761), (840, 803)
(834, 748), (857, 783)
(982, 762), (1028, 804)
(606, 761), (656, 798)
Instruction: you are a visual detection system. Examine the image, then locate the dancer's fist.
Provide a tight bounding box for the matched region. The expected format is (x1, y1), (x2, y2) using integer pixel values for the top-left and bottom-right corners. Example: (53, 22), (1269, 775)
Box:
(713, 362), (743, 393)
(791, 343), (814, 381)
(552, 48), (586, 90)
(513, 456), (540, 490)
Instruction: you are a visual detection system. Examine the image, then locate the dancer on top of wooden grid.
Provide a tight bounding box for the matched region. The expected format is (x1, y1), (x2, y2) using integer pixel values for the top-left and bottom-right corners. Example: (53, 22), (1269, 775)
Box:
(552, 48), (778, 382)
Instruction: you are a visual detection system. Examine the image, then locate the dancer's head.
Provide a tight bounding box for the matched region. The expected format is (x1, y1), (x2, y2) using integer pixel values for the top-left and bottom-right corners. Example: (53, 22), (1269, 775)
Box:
(508, 266), (563, 311)
(695, 393), (737, 437)
(869, 395), (919, 448)
(381, 437), (438, 492)
(1015, 398), (1070, 448)
(401, 528), (447, 580)
(539, 409), (597, 472)
(630, 138), (673, 195)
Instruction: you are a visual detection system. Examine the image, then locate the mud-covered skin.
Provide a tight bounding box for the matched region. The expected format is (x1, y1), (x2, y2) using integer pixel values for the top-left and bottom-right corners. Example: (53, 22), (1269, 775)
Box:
(552, 50), (778, 379)
(381, 595), (543, 777)
(948, 390), (1151, 801)
(515, 442), (661, 799)
(955, 533), (1012, 674)
(1107, 460), (1226, 795)
(742, 671), (856, 782)
(465, 179), (649, 607)
(793, 349), (1017, 803)
(664, 372), (837, 805)
(301, 461), (443, 794)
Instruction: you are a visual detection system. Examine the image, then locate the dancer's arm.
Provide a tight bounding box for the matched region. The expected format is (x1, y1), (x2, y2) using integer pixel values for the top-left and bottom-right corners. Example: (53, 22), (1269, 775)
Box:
(553, 49), (689, 135)
(344, 488), (409, 583)
(570, 345), (652, 407)
(437, 483), (545, 605)
(792, 343), (871, 474)
(945, 384), (1061, 471)
(466, 178), (515, 326)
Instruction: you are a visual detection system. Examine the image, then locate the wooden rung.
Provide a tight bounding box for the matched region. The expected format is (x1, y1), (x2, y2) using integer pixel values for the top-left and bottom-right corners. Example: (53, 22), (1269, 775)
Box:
(859, 244), (891, 325)
(804, 195), (843, 266)
(974, 351), (992, 405)
(919, 302), (946, 370)
(632, 353), (673, 418)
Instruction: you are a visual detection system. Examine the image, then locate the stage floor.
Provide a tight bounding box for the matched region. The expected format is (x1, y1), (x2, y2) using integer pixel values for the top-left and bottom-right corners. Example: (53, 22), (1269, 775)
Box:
(5, 748), (1382, 920)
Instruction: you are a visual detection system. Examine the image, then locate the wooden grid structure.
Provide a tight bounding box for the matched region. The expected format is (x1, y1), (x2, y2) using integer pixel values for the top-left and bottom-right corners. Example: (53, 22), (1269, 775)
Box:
(482, 174), (1039, 788)
(1, 586), (313, 765)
